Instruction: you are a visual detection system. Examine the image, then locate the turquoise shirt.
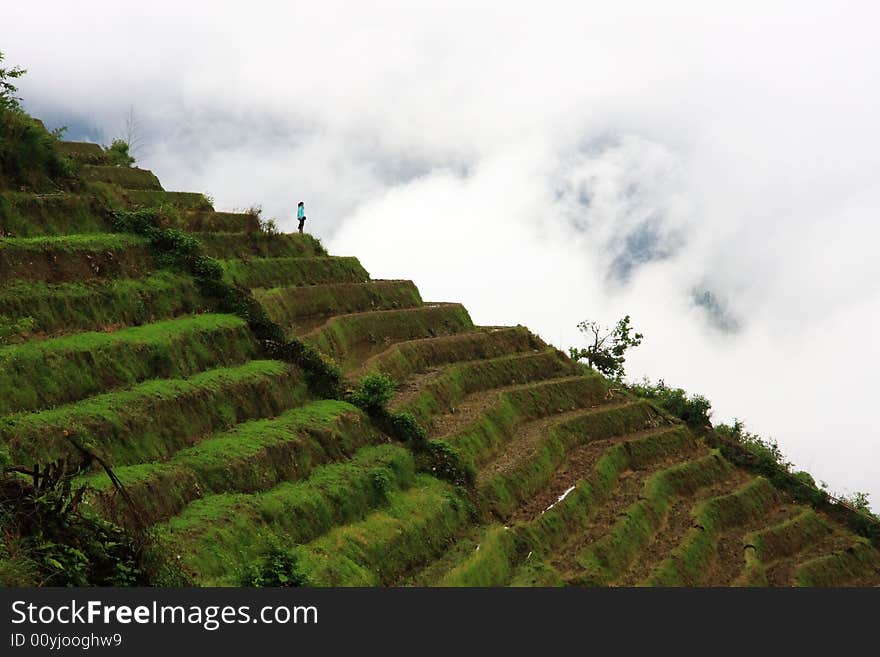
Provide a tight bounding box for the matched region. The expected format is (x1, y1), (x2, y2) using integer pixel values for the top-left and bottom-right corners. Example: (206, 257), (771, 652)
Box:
(297, 205), (305, 219)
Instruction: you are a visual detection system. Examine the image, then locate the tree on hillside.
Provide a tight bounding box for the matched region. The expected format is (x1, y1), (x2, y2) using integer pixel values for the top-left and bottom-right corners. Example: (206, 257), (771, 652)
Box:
(0, 50), (26, 112)
(569, 315), (643, 380)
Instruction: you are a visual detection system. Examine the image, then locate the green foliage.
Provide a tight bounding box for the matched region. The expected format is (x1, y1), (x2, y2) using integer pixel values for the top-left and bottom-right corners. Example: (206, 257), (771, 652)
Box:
(351, 373), (395, 413)
(0, 50), (26, 112)
(839, 491), (876, 518)
(349, 373), (428, 449)
(0, 314), (34, 344)
(104, 139), (135, 167)
(0, 459), (147, 586)
(418, 440), (476, 487)
(241, 543), (308, 587)
(715, 419), (792, 472)
(389, 411), (427, 447)
(569, 315), (643, 380)
(630, 377), (712, 428)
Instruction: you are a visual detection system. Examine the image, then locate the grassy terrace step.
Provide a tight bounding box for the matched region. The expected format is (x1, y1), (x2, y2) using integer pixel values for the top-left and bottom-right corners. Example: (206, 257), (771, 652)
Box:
(0, 234), (153, 283)
(0, 313), (257, 415)
(79, 165), (163, 191)
(0, 272), (204, 337)
(478, 412), (685, 520)
(0, 360), (305, 467)
(0, 192), (111, 237)
(404, 524), (522, 587)
(220, 256), (369, 289)
(197, 232), (327, 260)
(87, 400), (384, 525)
(735, 509), (838, 586)
(156, 444), (415, 585)
(353, 326), (541, 382)
(563, 447), (740, 586)
(301, 303), (475, 369)
(435, 375), (611, 468)
(293, 474), (471, 586)
(793, 539), (880, 586)
(57, 141), (110, 165)
(421, 431), (716, 587)
(255, 280), (423, 331)
(614, 467), (752, 586)
(392, 350), (577, 426)
(111, 188), (213, 212)
(173, 211), (259, 233)
(645, 476), (782, 586)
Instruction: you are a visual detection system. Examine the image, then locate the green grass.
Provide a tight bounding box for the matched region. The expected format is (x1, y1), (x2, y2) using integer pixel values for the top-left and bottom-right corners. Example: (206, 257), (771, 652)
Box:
(438, 375), (609, 469)
(646, 476), (780, 586)
(220, 256), (369, 288)
(355, 326), (540, 381)
(737, 510), (832, 585)
(569, 448), (732, 585)
(155, 444), (415, 584)
(793, 539), (880, 586)
(293, 474), (472, 586)
(79, 165), (163, 191)
(436, 525), (522, 586)
(0, 360), (305, 467)
(109, 188), (214, 211)
(255, 280), (423, 328)
(0, 234), (153, 283)
(305, 303), (474, 367)
(87, 400), (383, 525)
(0, 313), (257, 415)
(0, 272), (205, 337)
(172, 211), (259, 233)
(0, 192), (112, 237)
(394, 349), (576, 425)
(479, 412), (685, 520)
(197, 232), (327, 259)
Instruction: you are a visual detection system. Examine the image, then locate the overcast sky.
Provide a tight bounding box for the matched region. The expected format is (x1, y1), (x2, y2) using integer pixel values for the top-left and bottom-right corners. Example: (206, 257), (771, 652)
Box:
(4, 1), (878, 506)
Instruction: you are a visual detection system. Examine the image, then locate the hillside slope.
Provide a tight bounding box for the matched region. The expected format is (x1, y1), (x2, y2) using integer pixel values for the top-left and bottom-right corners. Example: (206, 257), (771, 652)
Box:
(1, 129), (878, 587)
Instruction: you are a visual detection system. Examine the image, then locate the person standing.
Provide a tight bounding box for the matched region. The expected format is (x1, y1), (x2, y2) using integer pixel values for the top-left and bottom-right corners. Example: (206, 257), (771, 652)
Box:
(297, 201), (306, 234)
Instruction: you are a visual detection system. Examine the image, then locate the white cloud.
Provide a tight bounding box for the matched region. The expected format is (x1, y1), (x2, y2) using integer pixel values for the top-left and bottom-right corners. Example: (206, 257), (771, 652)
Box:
(4, 0), (879, 505)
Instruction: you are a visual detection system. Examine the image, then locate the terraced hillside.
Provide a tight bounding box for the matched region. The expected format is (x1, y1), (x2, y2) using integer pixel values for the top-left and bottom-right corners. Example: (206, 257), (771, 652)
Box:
(1, 133), (878, 587)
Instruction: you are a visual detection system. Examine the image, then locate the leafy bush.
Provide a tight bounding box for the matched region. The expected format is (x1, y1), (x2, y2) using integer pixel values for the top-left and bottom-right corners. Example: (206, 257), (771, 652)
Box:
(105, 139), (135, 167)
(0, 315), (35, 344)
(630, 378), (712, 428)
(389, 411), (427, 447)
(416, 440), (476, 487)
(351, 373), (395, 413)
(0, 460), (147, 586)
(241, 544), (307, 587)
(715, 419), (792, 472)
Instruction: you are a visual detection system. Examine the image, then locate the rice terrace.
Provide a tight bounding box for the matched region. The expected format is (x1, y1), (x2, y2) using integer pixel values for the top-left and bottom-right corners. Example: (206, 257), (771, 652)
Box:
(1, 53), (879, 589)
